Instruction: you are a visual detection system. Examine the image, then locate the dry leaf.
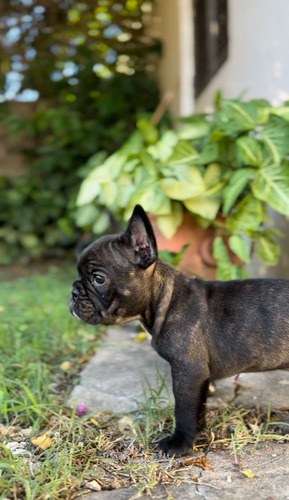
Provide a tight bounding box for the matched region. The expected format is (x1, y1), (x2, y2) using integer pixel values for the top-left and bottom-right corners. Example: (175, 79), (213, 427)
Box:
(78, 355), (90, 364)
(182, 456), (213, 470)
(134, 332), (147, 343)
(90, 418), (100, 427)
(241, 469), (256, 478)
(32, 433), (53, 450)
(60, 361), (73, 371)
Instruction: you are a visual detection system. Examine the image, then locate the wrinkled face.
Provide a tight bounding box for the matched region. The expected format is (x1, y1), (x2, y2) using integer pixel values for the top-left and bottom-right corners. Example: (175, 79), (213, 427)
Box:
(69, 206), (158, 326)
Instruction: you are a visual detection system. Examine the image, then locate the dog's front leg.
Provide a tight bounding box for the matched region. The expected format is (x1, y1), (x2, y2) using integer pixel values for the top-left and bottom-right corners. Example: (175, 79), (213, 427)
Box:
(158, 363), (209, 456)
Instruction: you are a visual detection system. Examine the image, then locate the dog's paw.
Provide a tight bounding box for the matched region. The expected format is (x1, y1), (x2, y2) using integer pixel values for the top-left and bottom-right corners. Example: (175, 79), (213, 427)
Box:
(158, 433), (193, 457)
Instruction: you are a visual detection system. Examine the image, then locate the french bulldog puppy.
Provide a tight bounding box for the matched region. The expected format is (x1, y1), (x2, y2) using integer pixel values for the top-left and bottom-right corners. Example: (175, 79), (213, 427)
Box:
(70, 205), (289, 456)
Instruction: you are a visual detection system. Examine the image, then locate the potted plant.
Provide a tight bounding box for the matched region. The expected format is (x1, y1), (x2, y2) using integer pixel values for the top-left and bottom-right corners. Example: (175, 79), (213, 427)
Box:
(74, 97), (289, 279)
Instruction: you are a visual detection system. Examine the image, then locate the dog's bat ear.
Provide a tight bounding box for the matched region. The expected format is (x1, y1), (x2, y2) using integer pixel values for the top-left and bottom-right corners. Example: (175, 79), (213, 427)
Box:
(124, 205), (158, 268)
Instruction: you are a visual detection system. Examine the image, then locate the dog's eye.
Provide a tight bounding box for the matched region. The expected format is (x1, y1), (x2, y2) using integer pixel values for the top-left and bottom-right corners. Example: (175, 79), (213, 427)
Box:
(92, 273), (106, 286)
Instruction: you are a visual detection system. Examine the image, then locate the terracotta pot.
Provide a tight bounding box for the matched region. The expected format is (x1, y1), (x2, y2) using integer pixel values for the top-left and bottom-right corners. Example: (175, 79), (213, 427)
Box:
(150, 212), (218, 280)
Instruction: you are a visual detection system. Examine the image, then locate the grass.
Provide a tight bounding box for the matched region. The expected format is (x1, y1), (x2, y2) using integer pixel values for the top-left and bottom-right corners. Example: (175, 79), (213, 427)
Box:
(0, 266), (288, 499)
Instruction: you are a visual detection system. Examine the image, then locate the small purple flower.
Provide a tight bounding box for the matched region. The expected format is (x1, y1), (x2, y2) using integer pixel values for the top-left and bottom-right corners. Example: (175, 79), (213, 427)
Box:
(76, 404), (87, 417)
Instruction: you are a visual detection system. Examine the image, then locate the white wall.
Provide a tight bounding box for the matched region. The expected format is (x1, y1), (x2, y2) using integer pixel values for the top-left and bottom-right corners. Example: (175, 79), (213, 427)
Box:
(196, 0), (289, 111)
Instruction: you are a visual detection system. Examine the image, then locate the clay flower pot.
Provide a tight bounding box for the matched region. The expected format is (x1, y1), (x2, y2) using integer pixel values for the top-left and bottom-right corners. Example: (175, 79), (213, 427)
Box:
(150, 212), (218, 280)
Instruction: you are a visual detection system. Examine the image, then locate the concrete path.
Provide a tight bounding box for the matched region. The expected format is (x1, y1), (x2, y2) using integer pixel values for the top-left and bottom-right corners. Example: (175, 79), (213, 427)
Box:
(68, 326), (289, 500)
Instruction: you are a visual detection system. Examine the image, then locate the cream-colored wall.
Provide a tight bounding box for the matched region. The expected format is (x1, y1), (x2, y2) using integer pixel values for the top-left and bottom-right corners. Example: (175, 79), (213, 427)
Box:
(152, 0), (194, 117)
(196, 0), (289, 111)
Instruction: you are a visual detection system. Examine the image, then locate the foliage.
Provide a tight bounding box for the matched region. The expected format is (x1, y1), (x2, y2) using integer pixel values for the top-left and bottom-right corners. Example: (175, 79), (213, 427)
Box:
(0, 269), (287, 497)
(0, 0), (160, 263)
(76, 98), (289, 279)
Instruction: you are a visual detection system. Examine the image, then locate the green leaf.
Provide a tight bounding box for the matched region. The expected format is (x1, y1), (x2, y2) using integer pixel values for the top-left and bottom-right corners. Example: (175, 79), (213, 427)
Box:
(271, 106), (289, 122)
(222, 168), (254, 215)
(122, 158), (140, 173)
(159, 178), (203, 200)
(213, 236), (230, 262)
(251, 99), (271, 124)
(216, 262), (249, 280)
(176, 119), (210, 140)
(199, 143), (220, 164)
(101, 182), (118, 207)
(137, 118), (159, 144)
(213, 238), (249, 279)
(251, 162), (289, 215)
(260, 116), (289, 164)
(88, 151), (127, 182)
(159, 243), (191, 266)
(139, 150), (157, 178)
(227, 194), (263, 234)
(125, 181), (171, 218)
(156, 202), (184, 238)
(76, 178), (101, 206)
(92, 211), (110, 234)
(168, 141), (200, 164)
(236, 136), (263, 167)
(184, 196), (221, 220)
(257, 233), (280, 265)
(75, 205), (99, 227)
(116, 173), (136, 208)
(229, 235), (251, 263)
(148, 131), (178, 162)
(159, 164), (205, 200)
(215, 99), (258, 135)
(203, 163), (222, 187)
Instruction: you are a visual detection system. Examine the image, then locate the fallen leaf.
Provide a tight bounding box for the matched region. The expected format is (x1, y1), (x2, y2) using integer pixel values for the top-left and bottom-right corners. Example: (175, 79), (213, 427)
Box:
(32, 433), (53, 450)
(78, 355), (90, 364)
(134, 332), (147, 343)
(182, 456), (213, 470)
(241, 469), (256, 478)
(60, 361), (73, 371)
(90, 418), (100, 427)
(0, 306), (5, 312)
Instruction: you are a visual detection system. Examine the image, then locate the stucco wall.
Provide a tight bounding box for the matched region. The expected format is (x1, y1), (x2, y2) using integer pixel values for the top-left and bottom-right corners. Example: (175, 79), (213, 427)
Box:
(196, 0), (289, 111)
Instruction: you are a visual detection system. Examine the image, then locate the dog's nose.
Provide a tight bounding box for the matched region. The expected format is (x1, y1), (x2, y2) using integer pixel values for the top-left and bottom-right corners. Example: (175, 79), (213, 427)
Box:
(72, 288), (79, 301)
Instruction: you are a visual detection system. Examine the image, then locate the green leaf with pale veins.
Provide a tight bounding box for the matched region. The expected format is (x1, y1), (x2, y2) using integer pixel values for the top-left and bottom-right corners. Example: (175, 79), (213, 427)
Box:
(251, 162), (289, 215)
(257, 233), (280, 265)
(227, 194), (263, 234)
(168, 141), (200, 164)
(260, 116), (289, 165)
(229, 235), (251, 263)
(236, 136), (263, 167)
(222, 168), (254, 215)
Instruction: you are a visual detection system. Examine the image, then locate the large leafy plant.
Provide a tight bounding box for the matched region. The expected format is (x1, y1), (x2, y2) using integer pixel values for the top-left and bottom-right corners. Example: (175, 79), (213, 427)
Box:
(76, 98), (289, 279)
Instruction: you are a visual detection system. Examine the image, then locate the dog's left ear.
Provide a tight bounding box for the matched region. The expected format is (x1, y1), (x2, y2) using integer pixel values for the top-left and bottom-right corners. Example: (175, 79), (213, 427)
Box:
(124, 205), (158, 268)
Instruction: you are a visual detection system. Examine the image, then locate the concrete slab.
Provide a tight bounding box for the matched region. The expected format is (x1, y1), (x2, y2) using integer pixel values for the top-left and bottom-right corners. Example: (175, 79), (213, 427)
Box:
(78, 442), (289, 500)
(68, 326), (289, 414)
(68, 326), (172, 413)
